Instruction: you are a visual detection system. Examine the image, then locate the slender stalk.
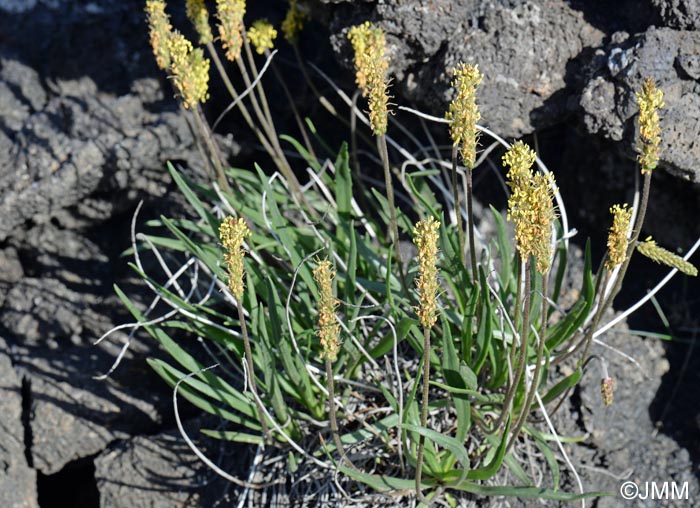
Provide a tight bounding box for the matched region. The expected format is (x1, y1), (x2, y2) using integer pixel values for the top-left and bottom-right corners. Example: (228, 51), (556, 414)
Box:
(489, 257), (531, 434)
(506, 271), (547, 453)
(451, 146), (466, 268)
(234, 51), (313, 213)
(326, 360), (353, 468)
(205, 41), (286, 174)
(415, 326), (432, 504)
(191, 105), (233, 195)
(509, 260), (522, 366)
(265, 50), (316, 160)
(237, 298), (268, 436)
(578, 268), (610, 366)
(377, 135), (407, 291)
(465, 160), (478, 281)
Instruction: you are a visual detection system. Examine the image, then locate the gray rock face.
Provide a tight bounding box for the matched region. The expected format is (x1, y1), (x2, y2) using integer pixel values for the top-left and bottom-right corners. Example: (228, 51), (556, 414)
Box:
(652, 0), (700, 29)
(580, 27), (700, 182)
(0, 337), (39, 508)
(558, 314), (700, 507)
(95, 419), (245, 508)
(327, 0), (605, 138)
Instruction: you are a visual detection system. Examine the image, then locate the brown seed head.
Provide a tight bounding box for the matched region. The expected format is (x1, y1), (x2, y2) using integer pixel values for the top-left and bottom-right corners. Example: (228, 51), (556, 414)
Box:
(600, 377), (615, 407)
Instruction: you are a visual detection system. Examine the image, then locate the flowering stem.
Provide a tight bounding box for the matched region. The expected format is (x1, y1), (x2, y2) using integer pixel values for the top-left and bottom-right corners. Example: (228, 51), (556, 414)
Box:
(451, 146), (466, 268)
(415, 325), (432, 503)
(506, 270), (546, 453)
(191, 105), (232, 195)
(377, 135), (407, 292)
(465, 160), (478, 281)
(326, 359), (353, 468)
(237, 298), (268, 437)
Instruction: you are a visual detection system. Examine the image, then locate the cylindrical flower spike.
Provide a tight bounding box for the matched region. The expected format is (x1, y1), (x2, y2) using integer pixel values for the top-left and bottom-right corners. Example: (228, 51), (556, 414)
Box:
(282, 0), (307, 43)
(600, 376), (615, 406)
(503, 141), (557, 274)
(216, 0), (246, 61)
(313, 260), (341, 362)
(145, 0), (173, 71)
(219, 217), (252, 300)
(446, 63), (483, 169)
(413, 217), (441, 329)
(247, 20), (278, 55)
(637, 237), (698, 276)
(347, 22), (391, 136)
(168, 32), (211, 109)
(605, 204), (632, 272)
(636, 78), (664, 174)
(187, 0), (213, 45)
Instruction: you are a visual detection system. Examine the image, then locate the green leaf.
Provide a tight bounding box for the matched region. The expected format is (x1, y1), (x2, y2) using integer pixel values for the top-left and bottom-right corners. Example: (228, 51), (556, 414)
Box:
(200, 429), (264, 444)
(401, 424), (470, 485)
(541, 368), (582, 405)
(167, 162), (220, 236)
(280, 134), (321, 171)
(440, 315), (471, 443)
(466, 418), (510, 480)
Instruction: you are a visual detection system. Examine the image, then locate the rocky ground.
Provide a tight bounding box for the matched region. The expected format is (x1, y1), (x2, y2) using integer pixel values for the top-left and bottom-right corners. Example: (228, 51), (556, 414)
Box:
(0, 0), (698, 507)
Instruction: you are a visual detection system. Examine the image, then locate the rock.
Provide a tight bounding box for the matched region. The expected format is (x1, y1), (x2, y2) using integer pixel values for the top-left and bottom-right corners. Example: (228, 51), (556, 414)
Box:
(652, 0), (700, 29)
(554, 314), (700, 505)
(580, 27), (700, 182)
(0, 336), (39, 508)
(95, 418), (245, 508)
(325, 0), (605, 138)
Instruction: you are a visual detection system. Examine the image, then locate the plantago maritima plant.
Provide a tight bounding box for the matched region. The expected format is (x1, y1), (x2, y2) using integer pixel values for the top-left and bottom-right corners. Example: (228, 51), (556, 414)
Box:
(108, 8), (700, 504)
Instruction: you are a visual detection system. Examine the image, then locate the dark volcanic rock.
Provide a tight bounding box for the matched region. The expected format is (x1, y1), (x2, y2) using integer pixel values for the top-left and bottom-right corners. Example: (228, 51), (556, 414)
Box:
(325, 0), (605, 138)
(580, 27), (700, 182)
(556, 315), (700, 507)
(0, 336), (39, 508)
(95, 418), (246, 508)
(652, 0), (700, 29)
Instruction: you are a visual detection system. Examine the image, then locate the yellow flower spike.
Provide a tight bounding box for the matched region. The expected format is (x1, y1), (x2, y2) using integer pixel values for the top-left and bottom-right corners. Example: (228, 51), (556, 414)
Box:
(636, 78), (664, 174)
(503, 142), (557, 274)
(247, 19), (278, 55)
(600, 377), (615, 407)
(282, 0), (307, 43)
(216, 0), (246, 61)
(186, 0), (213, 45)
(413, 217), (441, 329)
(637, 237), (697, 276)
(168, 32), (211, 109)
(446, 63), (483, 169)
(605, 204), (632, 272)
(313, 260), (341, 362)
(145, 0), (173, 70)
(347, 22), (391, 135)
(219, 217), (252, 300)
